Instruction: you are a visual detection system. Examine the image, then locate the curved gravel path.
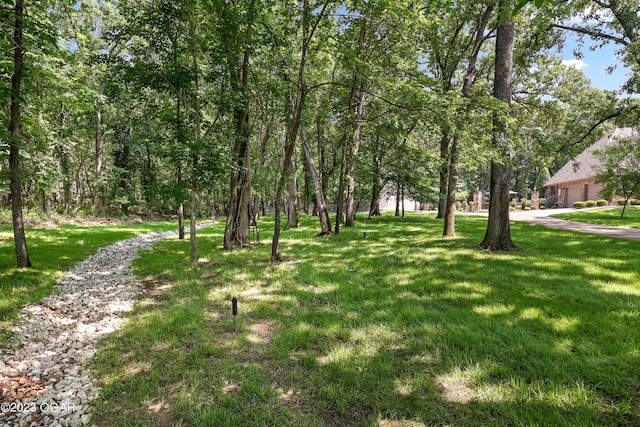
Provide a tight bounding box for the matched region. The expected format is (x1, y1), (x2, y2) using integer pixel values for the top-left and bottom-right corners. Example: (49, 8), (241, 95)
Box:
(0, 222), (215, 427)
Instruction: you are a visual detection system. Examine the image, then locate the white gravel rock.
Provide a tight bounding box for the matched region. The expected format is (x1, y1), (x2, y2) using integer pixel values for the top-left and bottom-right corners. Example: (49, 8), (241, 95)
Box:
(0, 221), (215, 426)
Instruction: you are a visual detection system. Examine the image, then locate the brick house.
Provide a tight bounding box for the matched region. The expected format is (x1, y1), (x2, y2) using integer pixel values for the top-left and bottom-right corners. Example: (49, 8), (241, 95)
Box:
(544, 128), (638, 208)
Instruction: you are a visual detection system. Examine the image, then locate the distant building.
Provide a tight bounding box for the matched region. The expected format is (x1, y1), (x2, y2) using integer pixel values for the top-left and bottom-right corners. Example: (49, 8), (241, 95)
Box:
(379, 184), (423, 212)
(544, 128), (639, 207)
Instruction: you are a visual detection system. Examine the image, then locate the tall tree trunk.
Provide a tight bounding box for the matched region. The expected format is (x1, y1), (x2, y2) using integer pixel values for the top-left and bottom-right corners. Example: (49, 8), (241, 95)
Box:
(56, 102), (72, 214)
(286, 156), (299, 228)
(442, 2), (494, 238)
(271, 137), (299, 261)
(175, 78), (186, 240)
(39, 188), (49, 215)
(336, 18), (368, 233)
(272, 85), (306, 259)
(317, 115), (331, 208)
(335, 140), (348, 233)
(143, 142), (155, 219)
(190, 179), (198, 262)
(225, 114), (252, 248)
(272, 83), (305, 259)
(369, 151), (381, 218)
(224, 34), (253, 249)
(188, 6), (201, 263)
(436, 133), (450, 219)
(335, 78), (361, 233)
(272, 0), (330, 259)
(95, 82), (106, 217)
(443, 135), (459, 236)
(480, 0), (516, 251)
(302, 132), (332, 235)
(344, 86), (367, 227)
(256, 118), (272, 218)
(9, 0), (31, 268)
(303, 156), (312, 214)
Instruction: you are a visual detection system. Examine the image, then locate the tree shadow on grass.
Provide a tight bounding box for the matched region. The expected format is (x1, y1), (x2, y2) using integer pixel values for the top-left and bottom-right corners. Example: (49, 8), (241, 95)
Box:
(272, 214), (640, 425)
(91, 214), (640, 426)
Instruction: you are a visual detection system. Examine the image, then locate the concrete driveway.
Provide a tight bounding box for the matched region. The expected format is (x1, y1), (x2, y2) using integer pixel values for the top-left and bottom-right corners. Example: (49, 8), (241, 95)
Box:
(508, 207), (640, 242)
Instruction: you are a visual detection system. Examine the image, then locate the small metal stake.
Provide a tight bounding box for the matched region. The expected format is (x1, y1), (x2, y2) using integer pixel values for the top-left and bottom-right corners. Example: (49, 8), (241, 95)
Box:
(232, 296), (238, 331)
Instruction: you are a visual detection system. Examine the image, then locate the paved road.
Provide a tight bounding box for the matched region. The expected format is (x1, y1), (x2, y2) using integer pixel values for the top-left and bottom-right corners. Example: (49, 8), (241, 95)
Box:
(508, 208), (640, 242)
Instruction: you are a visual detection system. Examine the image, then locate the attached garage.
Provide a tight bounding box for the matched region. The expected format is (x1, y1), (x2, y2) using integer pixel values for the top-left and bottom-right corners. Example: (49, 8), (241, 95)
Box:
(544, 128), (638, 207)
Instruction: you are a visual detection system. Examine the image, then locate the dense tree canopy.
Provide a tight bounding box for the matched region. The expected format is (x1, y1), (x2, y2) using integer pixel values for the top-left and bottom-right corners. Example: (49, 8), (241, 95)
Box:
(2, 0), (640, 264)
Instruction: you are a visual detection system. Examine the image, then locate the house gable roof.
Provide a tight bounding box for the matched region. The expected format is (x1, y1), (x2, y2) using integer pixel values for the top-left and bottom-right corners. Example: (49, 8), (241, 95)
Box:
(544, 128), (639, 188)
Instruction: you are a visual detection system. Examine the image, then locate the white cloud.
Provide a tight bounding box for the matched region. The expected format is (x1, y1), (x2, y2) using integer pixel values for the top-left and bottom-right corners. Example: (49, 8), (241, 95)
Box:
(562, 59), (589, 70)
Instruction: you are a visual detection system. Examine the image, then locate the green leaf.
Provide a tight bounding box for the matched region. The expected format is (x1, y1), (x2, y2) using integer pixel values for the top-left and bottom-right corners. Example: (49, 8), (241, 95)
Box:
(512, 0), (529, 15)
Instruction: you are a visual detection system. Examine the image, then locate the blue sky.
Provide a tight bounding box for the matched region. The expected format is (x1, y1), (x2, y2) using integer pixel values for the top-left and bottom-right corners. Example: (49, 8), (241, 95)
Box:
(558, 34), (630, 92)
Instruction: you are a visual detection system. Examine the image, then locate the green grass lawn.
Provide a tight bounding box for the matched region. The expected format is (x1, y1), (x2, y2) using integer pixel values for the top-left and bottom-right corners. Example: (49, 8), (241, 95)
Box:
(0, 220), (177, 344)
(553, 206), (640, 228)
(90, 213), (640, 426)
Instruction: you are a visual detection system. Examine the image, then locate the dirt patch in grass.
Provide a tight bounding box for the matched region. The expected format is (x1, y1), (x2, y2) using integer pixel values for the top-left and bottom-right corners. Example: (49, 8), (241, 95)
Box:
(322, 408), (371, 426)
(145, 399), (174, 427)
(437, 377), (477, 404)
(140, 276), (176, 300)
(247, 321), (276, 344)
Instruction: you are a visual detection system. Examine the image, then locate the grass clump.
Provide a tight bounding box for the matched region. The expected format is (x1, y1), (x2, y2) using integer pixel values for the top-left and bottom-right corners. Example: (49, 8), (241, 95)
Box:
(91, 213), (640, 426)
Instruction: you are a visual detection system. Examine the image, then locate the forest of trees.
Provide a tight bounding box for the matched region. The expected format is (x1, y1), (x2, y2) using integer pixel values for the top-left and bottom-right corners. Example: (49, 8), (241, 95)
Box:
(1, 0), (639, 265)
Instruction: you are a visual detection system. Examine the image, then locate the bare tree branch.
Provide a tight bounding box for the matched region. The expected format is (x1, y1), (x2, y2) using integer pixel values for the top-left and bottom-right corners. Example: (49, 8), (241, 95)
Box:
(555, 104), (639, 153)
(552, 23), (629, 46)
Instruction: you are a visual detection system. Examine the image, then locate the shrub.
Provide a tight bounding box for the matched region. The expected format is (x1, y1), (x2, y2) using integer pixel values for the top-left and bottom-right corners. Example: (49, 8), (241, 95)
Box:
(597, 199), (608, 207)
(573, 201), (586, 209)
(540, 205), (546, 210)
(524, 207), (531, 211)
(540, 198), (546, 207)
(585, 200), (597, 207)
(632, 199), (640, 206)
